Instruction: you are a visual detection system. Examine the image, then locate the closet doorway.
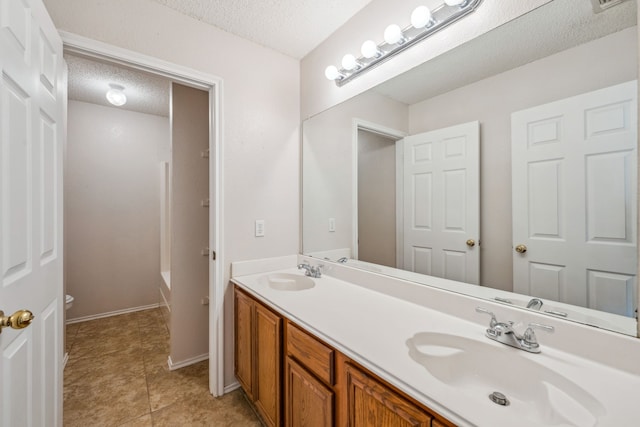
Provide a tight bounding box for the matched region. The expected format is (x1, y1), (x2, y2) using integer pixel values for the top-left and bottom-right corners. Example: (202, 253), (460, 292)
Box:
(62, 33), (224, 396)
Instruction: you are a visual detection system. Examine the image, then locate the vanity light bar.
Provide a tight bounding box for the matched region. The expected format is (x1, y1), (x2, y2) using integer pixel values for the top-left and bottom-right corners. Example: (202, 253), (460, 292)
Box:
(326, 0), (483, 87)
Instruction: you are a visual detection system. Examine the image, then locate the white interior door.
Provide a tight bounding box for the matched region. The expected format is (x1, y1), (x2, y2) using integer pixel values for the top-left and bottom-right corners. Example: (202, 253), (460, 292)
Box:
(402, 121), (480, 284)
(0, 0), (65, 425)
(512, 81), (637, 316)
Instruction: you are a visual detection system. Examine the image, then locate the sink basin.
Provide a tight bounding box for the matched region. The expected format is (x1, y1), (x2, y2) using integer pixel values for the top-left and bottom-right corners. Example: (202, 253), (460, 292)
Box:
(406, 332), (605, 426)
(260, 273), (315, 291)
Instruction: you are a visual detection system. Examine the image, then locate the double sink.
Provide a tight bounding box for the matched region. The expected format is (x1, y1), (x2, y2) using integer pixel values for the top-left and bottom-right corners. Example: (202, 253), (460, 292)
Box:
(248, 269), (635, 426)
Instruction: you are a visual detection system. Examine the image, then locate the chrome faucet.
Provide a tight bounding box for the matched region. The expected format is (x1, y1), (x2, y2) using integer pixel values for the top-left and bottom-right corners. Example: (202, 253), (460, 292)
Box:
(526, 298), (544, 310)
(297, 263), (322, 278)
(475, 307), (554, 353)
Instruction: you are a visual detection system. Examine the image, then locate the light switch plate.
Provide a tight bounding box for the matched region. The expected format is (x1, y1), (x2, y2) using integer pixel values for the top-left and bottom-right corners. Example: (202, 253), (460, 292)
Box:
(255, 219), (265, 237)
(329, 218), (336, 232)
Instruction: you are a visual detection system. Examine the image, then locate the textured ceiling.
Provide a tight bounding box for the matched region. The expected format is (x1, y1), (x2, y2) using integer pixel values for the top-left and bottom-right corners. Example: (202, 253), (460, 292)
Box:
(148, 0), (373, 59)
(66, 53), (171, 117)
(374, 0), (637, 105)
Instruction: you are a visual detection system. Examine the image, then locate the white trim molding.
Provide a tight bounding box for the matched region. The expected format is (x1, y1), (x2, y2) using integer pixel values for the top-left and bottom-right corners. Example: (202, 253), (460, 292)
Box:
(65, 303), (160, 324)
(59, 32), (226, 397)
(168, 353), (209, 371)
(224, 381), (241, 394)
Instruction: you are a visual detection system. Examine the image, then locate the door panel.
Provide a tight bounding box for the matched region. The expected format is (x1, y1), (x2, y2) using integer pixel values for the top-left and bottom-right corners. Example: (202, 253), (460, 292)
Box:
(402, 121), (480, 284)
(0, 1), (64, 425)
(512, 81), (637, 315)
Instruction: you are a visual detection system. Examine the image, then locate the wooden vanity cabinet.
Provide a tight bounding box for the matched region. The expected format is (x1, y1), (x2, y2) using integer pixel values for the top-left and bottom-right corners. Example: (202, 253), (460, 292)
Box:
(235, 287), (456, 427)
(285, 321), (336, 426)
(285, 357), (334, 426)
(344, 363), (432, 427)
(234, 287), (282, 427)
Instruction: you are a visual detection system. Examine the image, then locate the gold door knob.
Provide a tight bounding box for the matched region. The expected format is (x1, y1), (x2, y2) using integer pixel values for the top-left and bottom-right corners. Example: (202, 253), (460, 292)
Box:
(0, 310), (34, 334)
(466, 239), (476, 247)
(515, 244), (527, 253)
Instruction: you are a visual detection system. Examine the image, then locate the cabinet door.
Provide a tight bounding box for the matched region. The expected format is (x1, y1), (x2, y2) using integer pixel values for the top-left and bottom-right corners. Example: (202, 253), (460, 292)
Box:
(286, 357), (334, 427)
(235, 289), (254, 399)
(254, 303), (282, 427)
(345, 364), (432, 427)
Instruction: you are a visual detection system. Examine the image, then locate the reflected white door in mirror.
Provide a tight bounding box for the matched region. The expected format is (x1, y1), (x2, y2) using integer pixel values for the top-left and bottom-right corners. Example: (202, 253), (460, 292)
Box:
(401, 121), (480, 284)
(512, 81), (637, 318)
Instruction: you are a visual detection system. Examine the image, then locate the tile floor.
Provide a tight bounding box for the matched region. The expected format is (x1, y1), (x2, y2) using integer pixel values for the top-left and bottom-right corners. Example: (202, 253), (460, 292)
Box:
(64, 308), (261, 426)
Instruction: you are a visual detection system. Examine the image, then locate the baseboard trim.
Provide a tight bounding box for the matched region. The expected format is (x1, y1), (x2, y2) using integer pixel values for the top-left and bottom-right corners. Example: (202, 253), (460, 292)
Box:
(65, 303), (160, 324)
(159, 287), (171, 313)
(224, 382), (241, 394)
(167, 353), (209, 371)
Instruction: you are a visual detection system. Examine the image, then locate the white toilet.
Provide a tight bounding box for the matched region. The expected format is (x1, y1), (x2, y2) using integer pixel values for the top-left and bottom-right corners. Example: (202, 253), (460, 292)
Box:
(65, 294), (74, 310)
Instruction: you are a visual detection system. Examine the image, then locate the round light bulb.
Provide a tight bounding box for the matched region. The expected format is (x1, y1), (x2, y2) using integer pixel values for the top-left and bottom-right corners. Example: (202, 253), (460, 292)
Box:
(384, 24), (404, 45)
(361, 40), (380, 59)
(411, 6), (432, 29)
(324, 65), (340, 81)
(106, 84), (127, 106)
(445, 0), (466, 6)
(341, 54), (359, 71)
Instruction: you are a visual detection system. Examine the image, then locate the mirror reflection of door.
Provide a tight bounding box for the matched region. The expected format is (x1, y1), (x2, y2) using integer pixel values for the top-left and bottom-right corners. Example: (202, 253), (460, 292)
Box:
(401, 122), (480, 284)
(512, 81), (638, 317)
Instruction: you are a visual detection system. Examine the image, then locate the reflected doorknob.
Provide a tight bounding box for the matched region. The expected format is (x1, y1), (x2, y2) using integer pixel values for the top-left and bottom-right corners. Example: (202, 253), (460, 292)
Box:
(466, 239), (476, 247)
(515, 244), (527, 253)
(0, 310), (34, 334)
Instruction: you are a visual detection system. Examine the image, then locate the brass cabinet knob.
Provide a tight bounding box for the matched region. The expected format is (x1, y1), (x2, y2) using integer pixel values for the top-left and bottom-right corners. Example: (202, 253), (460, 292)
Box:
(466, 239), (476, 247)
(515, 244), (527, 253)
(0, 310), (34, 334)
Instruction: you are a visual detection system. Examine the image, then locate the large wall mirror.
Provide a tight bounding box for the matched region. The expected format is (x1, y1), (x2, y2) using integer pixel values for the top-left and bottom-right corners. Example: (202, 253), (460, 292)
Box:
(302, 0), (639, 336)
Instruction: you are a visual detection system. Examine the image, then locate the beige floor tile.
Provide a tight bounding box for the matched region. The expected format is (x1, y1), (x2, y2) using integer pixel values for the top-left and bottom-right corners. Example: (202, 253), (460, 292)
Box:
(69, 330), (142, 360)
(147, 360), (209, 411)
(65, 372), (150, 427)
(118, 413), (153, 427)
(65, 347), (145, 388)
(64, 309), (259, 427)
(151, 389), (261, 427)
(143, 346), (171, 376)
(140, 333), (169, 353)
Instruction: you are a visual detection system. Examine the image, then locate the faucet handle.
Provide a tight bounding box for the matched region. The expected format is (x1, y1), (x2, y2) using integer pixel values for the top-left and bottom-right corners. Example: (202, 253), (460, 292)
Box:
(475, 307), (497, 328)
(523, 322), (554, 348)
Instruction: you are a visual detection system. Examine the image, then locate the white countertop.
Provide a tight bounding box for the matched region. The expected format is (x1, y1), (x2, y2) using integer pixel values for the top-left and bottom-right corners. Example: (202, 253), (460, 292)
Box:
(231, 264), (640, 427)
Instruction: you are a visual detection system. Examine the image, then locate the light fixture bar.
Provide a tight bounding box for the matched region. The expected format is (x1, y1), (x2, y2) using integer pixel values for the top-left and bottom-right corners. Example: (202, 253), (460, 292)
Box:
(331, 0), (483, 87)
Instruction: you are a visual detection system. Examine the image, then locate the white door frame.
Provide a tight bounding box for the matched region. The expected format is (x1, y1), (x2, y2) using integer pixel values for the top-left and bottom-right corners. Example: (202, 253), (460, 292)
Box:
(351, 119), (406, 262)
(60, 32), (225, 397)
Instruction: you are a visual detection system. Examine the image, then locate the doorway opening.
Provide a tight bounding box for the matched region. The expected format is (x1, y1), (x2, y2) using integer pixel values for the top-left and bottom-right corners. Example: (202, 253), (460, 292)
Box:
(62, 33), (224, 396)
(351, 120), (405, 265)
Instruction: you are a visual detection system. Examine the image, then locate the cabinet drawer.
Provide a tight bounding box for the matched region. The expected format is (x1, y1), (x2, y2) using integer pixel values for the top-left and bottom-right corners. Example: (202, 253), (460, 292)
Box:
(286, 322), (334, 385)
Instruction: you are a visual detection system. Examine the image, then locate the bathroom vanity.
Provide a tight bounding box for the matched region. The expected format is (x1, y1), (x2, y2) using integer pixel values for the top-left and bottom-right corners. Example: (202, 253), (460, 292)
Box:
(234, 285), (453, 427)
(231, 256), (640, 427)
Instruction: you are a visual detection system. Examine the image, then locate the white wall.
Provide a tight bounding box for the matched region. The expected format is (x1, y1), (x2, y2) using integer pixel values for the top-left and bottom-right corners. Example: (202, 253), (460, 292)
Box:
(408, 27), (638, 291)
(65, 100), (169, 319)
(44, 0), (300, 388)
(302, 90), (408, 256)
(300, 0), (552, 119)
